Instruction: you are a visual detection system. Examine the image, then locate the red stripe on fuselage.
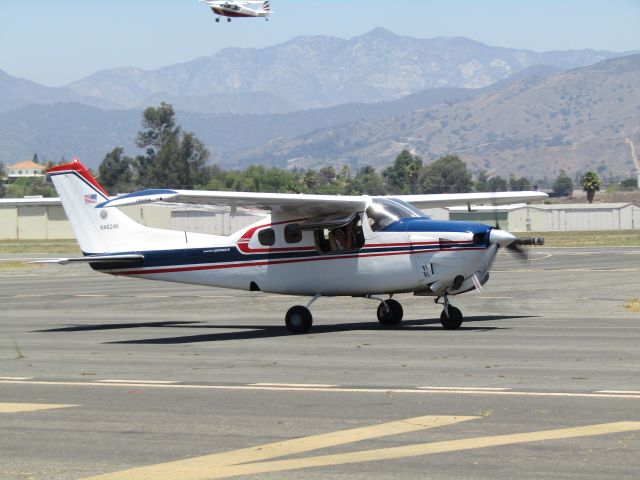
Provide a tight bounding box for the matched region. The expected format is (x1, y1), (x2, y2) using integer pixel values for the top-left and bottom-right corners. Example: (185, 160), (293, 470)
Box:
(237, 218), (309, 254)
(109, 247), (485, 276)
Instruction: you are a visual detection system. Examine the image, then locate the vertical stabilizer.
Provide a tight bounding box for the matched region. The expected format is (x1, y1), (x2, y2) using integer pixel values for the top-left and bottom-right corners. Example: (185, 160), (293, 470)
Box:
(47, 160), (152, 254)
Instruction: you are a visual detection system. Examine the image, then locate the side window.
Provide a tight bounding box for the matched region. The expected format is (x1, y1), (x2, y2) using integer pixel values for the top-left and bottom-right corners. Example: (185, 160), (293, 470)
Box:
(315, 216), (365, 254)
(258, 228), (275, 246)
(284, 224), (302, 244)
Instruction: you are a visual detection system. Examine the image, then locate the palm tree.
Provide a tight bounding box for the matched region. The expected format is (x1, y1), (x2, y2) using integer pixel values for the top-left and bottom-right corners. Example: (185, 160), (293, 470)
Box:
(580, 171), (601, 204)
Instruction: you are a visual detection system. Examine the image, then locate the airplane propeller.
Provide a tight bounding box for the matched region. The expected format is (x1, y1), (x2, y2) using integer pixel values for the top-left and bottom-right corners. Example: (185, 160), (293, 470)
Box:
(487, 197), (544, 262)
(491, 229), (544, 262)
(506, 236), (544, 261)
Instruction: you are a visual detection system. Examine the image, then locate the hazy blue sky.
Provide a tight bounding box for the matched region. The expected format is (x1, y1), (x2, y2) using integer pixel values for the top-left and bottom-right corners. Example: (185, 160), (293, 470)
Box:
(1, 0), (638, 86)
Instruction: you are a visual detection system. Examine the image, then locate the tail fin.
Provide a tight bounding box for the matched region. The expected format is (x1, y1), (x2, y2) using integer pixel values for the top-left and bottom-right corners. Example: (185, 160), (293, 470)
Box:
(47, 160), (153, 254)
(262, 1), (270, 11)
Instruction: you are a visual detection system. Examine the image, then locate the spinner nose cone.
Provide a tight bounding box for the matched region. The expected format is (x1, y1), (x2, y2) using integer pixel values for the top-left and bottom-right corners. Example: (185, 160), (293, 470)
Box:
(489, 229), (517, 247)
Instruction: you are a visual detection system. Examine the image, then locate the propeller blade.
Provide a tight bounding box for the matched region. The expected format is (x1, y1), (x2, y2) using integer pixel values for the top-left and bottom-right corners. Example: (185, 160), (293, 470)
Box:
(505, 242), (529, 262)
(471, 272), (485, 293)
(513, 236), (545, 246)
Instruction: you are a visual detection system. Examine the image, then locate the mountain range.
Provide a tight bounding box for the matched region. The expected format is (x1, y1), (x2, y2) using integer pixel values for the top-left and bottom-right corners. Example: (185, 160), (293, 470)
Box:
(230, 55), (640, 180)
(1, 28), (631, 115)
(1, 28), (638, 181)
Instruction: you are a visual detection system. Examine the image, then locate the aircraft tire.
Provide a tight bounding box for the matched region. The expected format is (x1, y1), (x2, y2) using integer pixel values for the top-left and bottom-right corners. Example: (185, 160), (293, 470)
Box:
(377, 299), (403, 326)
(285, 306), (313, 333)
(440, 306), (463, 330)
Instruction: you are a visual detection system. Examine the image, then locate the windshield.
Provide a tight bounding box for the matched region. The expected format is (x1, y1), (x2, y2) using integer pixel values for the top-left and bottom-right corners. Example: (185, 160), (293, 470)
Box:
(366, 198), (426, 232)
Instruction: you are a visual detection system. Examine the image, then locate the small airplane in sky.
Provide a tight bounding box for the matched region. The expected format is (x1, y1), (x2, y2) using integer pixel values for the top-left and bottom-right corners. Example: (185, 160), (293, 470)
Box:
(200, 0), (272, 22)
(40, 160), (546, 333)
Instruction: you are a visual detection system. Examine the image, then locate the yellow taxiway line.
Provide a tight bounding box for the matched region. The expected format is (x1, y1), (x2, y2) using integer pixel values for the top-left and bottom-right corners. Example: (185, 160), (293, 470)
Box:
(0, 403), (78, 413)
(80, 419), (640, 480)
(81, 415), (477, 480)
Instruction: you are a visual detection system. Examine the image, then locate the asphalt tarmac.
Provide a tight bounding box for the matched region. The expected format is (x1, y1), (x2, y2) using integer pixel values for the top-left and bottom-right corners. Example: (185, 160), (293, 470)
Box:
(1, 247), (639, 479)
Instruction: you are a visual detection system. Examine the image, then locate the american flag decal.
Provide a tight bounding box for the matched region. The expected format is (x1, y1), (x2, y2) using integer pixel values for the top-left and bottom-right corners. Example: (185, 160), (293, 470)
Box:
(84, 193), (97, 204)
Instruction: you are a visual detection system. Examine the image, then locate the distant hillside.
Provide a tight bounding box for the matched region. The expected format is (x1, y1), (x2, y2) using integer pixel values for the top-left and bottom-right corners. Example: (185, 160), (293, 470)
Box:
(0, 66), (560, 169)
(0, 104), (140, 165)
(0, 85), (485, 167)
(228, 54), (640, 180)
(64, 28), (630, 114)
(0, 69), (116, 113)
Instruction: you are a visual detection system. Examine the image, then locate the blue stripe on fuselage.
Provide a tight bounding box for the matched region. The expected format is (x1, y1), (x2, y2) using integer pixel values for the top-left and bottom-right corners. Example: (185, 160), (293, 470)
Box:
(380, 217), (492, 234)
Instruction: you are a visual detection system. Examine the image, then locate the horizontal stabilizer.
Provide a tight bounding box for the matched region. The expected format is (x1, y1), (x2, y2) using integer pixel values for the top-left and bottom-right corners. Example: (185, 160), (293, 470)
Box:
(31, 254), (144, 265)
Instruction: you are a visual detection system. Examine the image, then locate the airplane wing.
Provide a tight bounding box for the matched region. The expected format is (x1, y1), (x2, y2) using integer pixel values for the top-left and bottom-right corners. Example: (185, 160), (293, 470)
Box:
(97, 189), (368, 216)
(97, 189), (547, 215)
(389, 191), (548, 209)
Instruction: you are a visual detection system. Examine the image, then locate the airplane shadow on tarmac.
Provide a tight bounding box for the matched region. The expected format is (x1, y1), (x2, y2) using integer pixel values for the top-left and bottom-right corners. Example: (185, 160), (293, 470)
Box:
(34, 315), (537, 344)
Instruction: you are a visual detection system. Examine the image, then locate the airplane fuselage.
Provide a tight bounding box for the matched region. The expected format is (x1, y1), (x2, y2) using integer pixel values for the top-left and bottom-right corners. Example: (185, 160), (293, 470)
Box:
(91, 214), (494, 298)
(211, 6), (267, 17)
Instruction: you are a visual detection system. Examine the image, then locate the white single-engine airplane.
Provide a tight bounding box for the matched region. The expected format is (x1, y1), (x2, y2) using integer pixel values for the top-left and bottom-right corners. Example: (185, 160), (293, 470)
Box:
(41, 160), (546, 333)
(200, 0), (272, 22)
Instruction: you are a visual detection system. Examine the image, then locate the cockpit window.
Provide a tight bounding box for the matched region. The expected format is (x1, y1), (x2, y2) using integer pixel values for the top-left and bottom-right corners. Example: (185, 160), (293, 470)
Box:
(366, 198), (425, 232)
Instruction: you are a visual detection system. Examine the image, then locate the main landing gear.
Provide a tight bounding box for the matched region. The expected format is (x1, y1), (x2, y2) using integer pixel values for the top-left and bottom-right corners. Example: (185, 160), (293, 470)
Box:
(376, 298), (403, 326)
(285, 305), (313, 333)
(285, 294), (320, 334)
(283, 294), (463, 334)
(437, 293), (463, 330)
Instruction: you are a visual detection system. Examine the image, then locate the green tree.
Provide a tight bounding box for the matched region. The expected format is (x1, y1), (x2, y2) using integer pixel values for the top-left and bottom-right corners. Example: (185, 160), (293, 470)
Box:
(303, 170), (318, 191)
(487, 175), (508, 192)
(347, 166), (386, 195)
(177, 131), (210, 189)
(620, 177), (638, 190)
(0, 162), (5, 198)
(552, 170), (574, 197)
(579, 170), (601, 203)
(509, 175), (532, 191)
(475, 171), (490, 192)
(420, 154), (472, 194)
(98, 147), (135, 193)
(383, 150), (423, 194)
(6, 177), (56, 198)
(135, 103), (210, 188)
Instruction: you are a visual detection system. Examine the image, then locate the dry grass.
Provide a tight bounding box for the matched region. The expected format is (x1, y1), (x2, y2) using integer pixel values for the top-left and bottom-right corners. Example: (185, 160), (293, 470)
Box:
(527, 230), (640, 247)
(625, 298), (640, 313)
(552, 190), (640, 206)
(0, 240), (80, 254)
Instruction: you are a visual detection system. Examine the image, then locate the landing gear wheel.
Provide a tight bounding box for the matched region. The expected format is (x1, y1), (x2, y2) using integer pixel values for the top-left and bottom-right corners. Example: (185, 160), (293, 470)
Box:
(227, 17), (231, 22)
(440, 306), (463, 330)
(377, 299), (403, 326)
(285, 306), (313, 334)
(215, 17), (220, 22)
